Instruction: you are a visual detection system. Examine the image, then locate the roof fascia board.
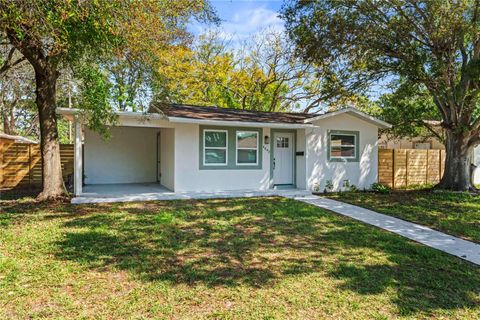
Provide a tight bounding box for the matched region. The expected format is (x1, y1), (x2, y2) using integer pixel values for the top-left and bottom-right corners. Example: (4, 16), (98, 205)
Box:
(168, 116), (314, 128)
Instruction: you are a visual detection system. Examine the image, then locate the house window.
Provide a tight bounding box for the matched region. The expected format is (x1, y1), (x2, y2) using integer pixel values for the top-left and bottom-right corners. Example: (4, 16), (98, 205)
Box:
(204, 129), (228, 165)
(236, 131), (258, 165)
(199, 125), (263, 170)
(328, 131), (359, 161)
(276, 137), (289, 148)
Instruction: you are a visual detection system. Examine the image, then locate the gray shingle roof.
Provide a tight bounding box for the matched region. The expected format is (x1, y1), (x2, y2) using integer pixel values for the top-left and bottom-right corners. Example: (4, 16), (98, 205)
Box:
(149, 103), (316, 124)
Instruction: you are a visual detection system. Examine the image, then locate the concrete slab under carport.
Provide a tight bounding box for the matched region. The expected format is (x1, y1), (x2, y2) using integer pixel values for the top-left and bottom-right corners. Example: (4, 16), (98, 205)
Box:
(72, 183), (311, 204)
(81, 183), (172, 198)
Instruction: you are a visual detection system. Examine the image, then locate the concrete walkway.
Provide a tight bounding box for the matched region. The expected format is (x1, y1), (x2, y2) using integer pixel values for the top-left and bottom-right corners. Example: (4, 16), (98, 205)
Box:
(293, 195), (480, 266)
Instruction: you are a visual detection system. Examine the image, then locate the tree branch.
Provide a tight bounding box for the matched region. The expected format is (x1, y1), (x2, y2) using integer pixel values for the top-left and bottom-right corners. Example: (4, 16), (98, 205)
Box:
(421, 120), (445, 143)
(0, 47), (26, 76)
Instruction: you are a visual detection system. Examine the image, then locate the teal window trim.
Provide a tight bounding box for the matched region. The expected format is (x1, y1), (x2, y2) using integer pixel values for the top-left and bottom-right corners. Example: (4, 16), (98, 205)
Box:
(199, 125), (263, 170)
(327, 130), (360, 162)
(236, 130), (259, 166)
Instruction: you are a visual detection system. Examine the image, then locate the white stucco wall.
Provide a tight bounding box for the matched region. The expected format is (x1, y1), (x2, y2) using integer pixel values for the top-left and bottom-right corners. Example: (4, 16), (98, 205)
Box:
(173, 123), (273, 192)
(84, 126), (158, 184)
(160, 128), (175, 190)
(82, 122), (309, 192)
(306, 113), (379, 191)
(296, 128), (307, 189)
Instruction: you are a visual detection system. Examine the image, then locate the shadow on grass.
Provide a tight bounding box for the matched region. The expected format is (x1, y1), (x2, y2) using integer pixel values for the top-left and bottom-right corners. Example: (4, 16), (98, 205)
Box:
(0, 187), (41, 200)
(1, 195), (68, 228)
(3, 196), (480, 316)
(323, 225), (480, 315)
(55, 199), (314, 287)
(330, 191), (480, 243)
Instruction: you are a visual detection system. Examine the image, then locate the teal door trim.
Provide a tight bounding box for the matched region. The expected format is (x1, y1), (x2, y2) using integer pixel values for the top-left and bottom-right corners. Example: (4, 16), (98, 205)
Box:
(270, 129), (296, 187)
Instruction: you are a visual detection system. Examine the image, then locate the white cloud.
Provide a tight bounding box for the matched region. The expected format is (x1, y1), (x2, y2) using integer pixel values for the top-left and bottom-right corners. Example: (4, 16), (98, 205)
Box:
(190, 4), (285, 48)
(231, 7), (283, 32)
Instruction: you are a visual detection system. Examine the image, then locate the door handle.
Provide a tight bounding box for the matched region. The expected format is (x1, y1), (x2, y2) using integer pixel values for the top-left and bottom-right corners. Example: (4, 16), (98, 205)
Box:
(273, 158), (276, 170)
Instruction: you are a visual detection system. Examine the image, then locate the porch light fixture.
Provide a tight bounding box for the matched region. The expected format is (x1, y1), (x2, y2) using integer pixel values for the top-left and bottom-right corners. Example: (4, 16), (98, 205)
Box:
(264, 135), (270, 145)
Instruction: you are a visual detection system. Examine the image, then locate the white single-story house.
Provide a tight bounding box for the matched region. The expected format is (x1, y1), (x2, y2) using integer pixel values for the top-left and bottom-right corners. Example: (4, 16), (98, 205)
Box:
(57, 104), (391, 201)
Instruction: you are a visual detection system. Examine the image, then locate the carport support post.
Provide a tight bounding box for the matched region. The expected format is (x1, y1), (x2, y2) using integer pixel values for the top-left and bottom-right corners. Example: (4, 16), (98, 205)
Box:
(74, 117), (82, 196)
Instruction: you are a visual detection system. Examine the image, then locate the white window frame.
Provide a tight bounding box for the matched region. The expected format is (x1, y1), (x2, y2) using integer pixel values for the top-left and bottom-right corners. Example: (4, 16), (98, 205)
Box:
(236, 130), (259, 165)
(329, 133), (357, 160)
(203, 129), (228, 166)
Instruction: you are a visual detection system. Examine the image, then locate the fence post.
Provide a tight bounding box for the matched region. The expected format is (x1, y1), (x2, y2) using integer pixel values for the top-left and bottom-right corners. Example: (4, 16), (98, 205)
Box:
(439, 150), (442, 182)
(405, 150), (409, 187)
(426, 150), (429, 184)
(392, 149), (395, 188)
(28, 144), (32, 187)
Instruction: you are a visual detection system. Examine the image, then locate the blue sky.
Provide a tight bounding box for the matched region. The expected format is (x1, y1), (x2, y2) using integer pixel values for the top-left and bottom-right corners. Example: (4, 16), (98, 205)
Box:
(188, 0), (389, 99)
(189, 0), (285, 47)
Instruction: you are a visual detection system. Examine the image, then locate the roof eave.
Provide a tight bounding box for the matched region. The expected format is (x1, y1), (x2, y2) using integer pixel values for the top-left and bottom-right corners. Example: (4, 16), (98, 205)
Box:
(56, 107), (78, 121)
(304, 108), (392, 129)
(56, 108), (313, 128)
(56, 108), (168, 121)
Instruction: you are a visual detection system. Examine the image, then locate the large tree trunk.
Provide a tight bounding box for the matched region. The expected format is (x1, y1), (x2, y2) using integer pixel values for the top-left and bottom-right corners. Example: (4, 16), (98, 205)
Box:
(5, 29), (67, 200)
(35, 64), (67, 200)
(437, 130), (475, 191)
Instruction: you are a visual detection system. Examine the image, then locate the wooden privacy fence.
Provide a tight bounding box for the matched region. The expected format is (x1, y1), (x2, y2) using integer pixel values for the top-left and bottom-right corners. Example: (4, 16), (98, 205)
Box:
(0, 142), (74, 189)
(378, 149), (446, 188)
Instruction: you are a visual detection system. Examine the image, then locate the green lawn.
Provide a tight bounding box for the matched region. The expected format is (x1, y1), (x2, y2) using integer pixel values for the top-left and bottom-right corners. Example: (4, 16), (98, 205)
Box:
(328, 190), (480, 244)
(1, 196), (479, 319)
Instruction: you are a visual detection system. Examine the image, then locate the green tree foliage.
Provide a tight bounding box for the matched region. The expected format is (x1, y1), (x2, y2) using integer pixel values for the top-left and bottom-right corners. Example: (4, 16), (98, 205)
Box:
(282, 0), (480, 191)
(153, 30), (333, 112)
(0, 44), (77, 143)
(379, 82), (443, 142)
(106, 58), (152, 112)
(0, 0), (216, 199)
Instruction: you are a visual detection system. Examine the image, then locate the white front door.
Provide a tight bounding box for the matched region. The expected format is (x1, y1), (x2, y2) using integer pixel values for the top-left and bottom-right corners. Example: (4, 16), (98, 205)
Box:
(273, 132), (294, 185)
